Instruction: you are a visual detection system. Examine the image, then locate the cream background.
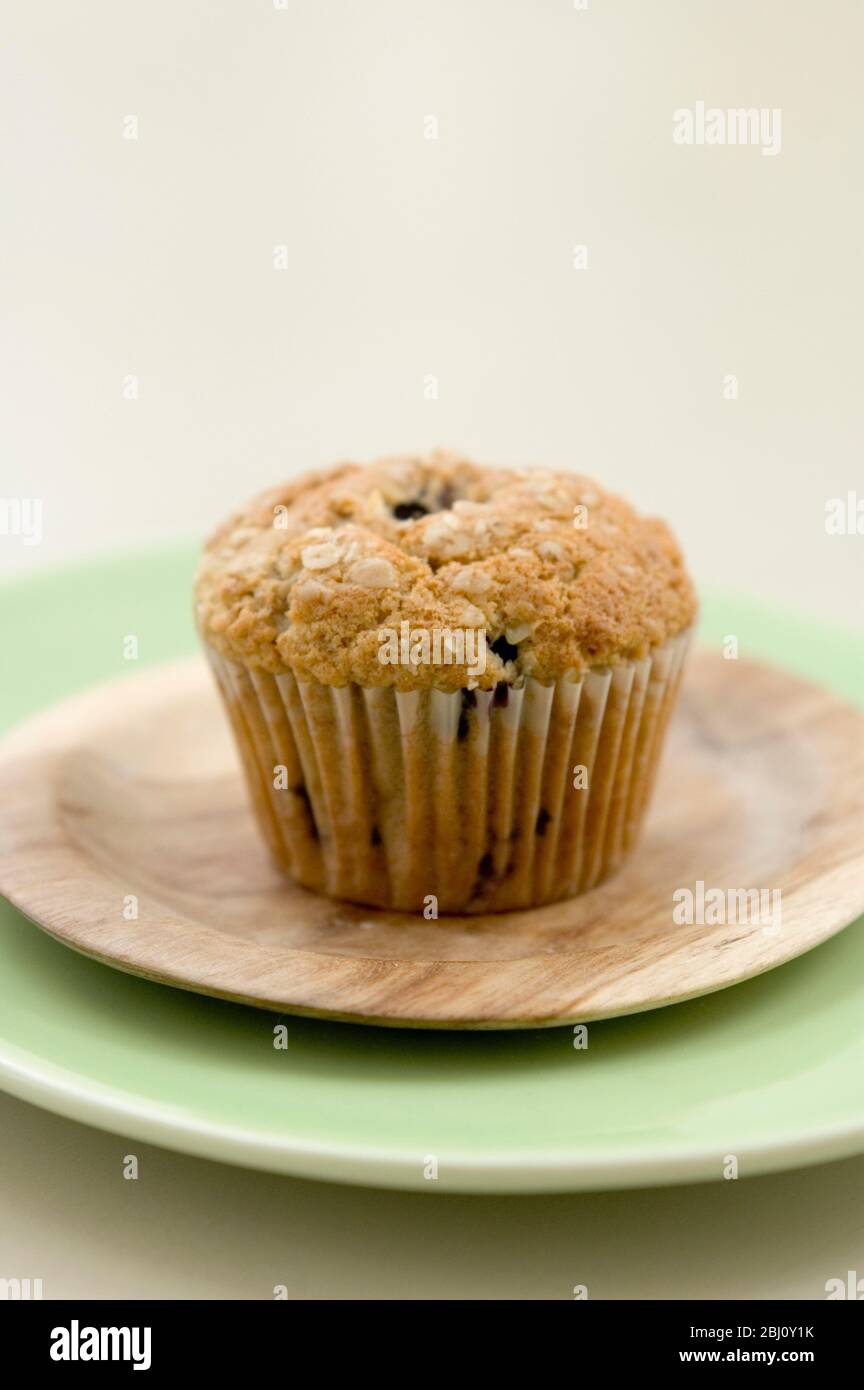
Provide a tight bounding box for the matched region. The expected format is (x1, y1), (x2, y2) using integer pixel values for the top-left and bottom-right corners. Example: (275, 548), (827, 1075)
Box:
(2, 0), (863, 624)
(1, 0), (863, 1300)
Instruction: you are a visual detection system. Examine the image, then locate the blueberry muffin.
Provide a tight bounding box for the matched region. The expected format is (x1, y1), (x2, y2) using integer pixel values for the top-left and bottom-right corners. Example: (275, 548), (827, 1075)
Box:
(195, 451), (697, 913)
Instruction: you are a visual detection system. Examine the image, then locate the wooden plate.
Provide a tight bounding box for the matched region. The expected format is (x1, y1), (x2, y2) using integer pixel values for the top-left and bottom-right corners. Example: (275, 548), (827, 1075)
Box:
(1, 651), (863, 1029)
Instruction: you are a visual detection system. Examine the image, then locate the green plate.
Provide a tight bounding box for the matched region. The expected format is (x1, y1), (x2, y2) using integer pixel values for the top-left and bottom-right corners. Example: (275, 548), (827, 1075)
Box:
(0, 548), (862, 1192)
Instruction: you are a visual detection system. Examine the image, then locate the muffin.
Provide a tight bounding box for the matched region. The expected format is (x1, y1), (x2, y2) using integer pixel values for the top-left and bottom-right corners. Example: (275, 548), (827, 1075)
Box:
(195, 451), (697, 914)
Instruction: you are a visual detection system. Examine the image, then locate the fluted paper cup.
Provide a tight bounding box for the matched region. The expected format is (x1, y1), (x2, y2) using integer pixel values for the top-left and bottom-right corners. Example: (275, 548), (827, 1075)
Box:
(204, 629), (691, 914)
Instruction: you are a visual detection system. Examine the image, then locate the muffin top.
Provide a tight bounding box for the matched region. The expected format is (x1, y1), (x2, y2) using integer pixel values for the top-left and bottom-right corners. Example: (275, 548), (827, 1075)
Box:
(195, 451), (697, 691)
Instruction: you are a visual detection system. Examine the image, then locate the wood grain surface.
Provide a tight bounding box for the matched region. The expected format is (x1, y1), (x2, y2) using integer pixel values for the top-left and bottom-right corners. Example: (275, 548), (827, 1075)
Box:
(0, 651), (863, 1028)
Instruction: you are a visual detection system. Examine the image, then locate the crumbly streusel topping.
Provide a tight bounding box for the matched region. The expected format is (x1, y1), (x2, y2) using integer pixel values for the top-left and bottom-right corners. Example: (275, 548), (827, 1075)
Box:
(195, 451), (697, 690)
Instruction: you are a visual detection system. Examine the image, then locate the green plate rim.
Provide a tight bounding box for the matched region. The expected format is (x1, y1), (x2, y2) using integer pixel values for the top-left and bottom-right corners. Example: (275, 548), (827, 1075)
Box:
(1, 544), (863, 1192)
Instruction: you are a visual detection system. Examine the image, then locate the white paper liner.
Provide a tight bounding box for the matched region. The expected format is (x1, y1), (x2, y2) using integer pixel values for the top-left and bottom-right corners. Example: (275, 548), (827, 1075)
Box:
(204, 629), (691, 914)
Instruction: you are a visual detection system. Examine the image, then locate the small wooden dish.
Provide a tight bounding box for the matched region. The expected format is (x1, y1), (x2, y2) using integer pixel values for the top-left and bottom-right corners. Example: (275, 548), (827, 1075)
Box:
(1, 651), (863, 1029)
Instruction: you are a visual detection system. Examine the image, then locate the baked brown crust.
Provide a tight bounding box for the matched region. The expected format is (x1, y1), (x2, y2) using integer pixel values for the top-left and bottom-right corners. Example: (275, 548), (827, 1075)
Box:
(194, 451), (697, 690)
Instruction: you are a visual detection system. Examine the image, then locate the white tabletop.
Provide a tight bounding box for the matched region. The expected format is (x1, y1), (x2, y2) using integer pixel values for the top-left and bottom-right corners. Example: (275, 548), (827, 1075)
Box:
(2, 1090), (861, 1300)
